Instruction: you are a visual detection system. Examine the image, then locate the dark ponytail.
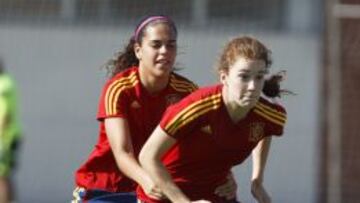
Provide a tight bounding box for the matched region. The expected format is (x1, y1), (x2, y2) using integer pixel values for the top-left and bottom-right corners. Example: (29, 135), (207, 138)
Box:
(104, 38), (139, 77)
(262, 71), (295, 98)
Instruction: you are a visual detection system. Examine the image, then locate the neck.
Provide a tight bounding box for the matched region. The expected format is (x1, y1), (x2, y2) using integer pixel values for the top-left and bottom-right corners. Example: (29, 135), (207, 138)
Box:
(139, 68), (169, 94)
(222, 87), (251, 123)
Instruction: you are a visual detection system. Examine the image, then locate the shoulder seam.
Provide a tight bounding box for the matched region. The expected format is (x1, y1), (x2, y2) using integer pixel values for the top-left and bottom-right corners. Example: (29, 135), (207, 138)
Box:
(253, 102), (286, 126)
(170, 75), (198, 92)
(104, 72), (139, 115)
(165, 93), (221, 135)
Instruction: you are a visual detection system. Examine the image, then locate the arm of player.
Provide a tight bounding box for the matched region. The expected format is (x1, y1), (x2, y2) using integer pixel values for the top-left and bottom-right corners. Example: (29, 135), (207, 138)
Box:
(139, 126), (211, 203)
(214, 171), (238, 200)
(105, 118), (163, 200)
(251, 136), (272, 203)
(0, 96), (8, 137)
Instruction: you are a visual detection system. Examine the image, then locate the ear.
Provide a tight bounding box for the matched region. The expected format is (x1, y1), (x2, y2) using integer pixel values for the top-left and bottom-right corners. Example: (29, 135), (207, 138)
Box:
(219, 70), (228, 86)
(134, 43), (142, 60)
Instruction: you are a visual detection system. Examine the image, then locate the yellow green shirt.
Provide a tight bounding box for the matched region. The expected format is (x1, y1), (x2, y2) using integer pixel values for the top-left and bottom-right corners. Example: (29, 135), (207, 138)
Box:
(0, 74), (21, 176)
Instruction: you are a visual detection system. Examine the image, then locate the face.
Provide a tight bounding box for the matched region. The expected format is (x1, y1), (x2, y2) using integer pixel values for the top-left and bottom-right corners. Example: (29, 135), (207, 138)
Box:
(134, 23), (177, 78)
(220, 57), (267, 109)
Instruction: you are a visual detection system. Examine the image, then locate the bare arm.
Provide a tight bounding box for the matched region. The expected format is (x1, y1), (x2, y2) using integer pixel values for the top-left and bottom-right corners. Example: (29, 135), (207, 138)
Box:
(139, 126), (206, 203)
(105, 118), (162, 199)
(0, 97), (8, 137)
(251, 136), (272, 203)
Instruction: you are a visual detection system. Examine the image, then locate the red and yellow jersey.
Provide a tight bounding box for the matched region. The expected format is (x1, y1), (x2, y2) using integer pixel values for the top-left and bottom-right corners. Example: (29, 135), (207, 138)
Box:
(75, 66), (197, 193)
(137, 84), (286, 202)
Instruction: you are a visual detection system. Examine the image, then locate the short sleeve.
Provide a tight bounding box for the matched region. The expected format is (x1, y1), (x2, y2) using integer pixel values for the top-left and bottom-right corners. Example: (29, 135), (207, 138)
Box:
(254, 97), (287, 137)
(0, 77), (11, 122)
(159, 88), (222, 140)
(97, 80), (129, 121)
(266, 104), (287, 136)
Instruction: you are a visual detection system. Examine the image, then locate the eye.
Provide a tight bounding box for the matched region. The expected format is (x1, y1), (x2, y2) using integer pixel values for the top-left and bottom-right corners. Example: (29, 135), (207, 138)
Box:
(239, 74), (250, 80)
(256, 74), (265, 80)
(167, 42), (177, 49)
(151, 42), (162, 49)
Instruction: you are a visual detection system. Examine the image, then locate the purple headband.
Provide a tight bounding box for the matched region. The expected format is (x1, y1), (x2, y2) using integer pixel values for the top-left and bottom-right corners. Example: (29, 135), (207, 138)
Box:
(134, 16), (174, 42)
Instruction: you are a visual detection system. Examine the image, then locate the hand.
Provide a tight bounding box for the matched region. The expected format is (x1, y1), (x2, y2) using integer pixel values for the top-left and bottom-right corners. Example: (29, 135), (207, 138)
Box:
(214, 173), (237, 200)
(141, 177), (165, 200)
(251, 179), (271, 203)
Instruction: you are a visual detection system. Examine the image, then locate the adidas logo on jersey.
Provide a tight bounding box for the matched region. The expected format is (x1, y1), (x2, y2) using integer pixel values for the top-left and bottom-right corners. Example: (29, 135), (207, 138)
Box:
(201, 125), (212, 134)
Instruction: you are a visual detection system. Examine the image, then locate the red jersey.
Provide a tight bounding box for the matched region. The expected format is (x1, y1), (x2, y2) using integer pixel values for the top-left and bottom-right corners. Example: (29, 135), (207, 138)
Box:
(75, 66), (197, 192)
(137, 84), (286, 202)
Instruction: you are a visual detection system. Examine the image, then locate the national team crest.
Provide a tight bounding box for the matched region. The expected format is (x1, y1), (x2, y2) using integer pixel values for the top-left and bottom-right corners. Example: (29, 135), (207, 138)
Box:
(165, 94), (182, 106)
(249, 122), (265, 142)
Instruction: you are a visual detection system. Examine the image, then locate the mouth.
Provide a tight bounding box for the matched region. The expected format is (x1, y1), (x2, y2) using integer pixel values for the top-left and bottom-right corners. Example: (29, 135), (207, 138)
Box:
(156, 58), (172, 65)
(243, 95), (258, 100)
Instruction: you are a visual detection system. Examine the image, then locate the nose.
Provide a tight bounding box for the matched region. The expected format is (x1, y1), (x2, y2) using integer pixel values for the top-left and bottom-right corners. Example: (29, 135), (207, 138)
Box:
(159, 45), (168, 54)
(247, 79), (257, 91)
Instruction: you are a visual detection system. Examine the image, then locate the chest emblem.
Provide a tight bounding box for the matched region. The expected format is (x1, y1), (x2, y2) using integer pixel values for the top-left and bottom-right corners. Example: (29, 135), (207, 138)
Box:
(201, 125), (212, 134)
(249, 122), (265, 142)
(130, 100), (141, 109)
(165, 94), (182, 106)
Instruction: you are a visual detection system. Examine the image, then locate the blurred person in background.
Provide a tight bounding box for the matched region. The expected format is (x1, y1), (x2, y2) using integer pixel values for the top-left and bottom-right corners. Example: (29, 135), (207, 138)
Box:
(0, 59), (22, 203)
(72, 15), (236, 203)
(138, 36), (288, 203)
